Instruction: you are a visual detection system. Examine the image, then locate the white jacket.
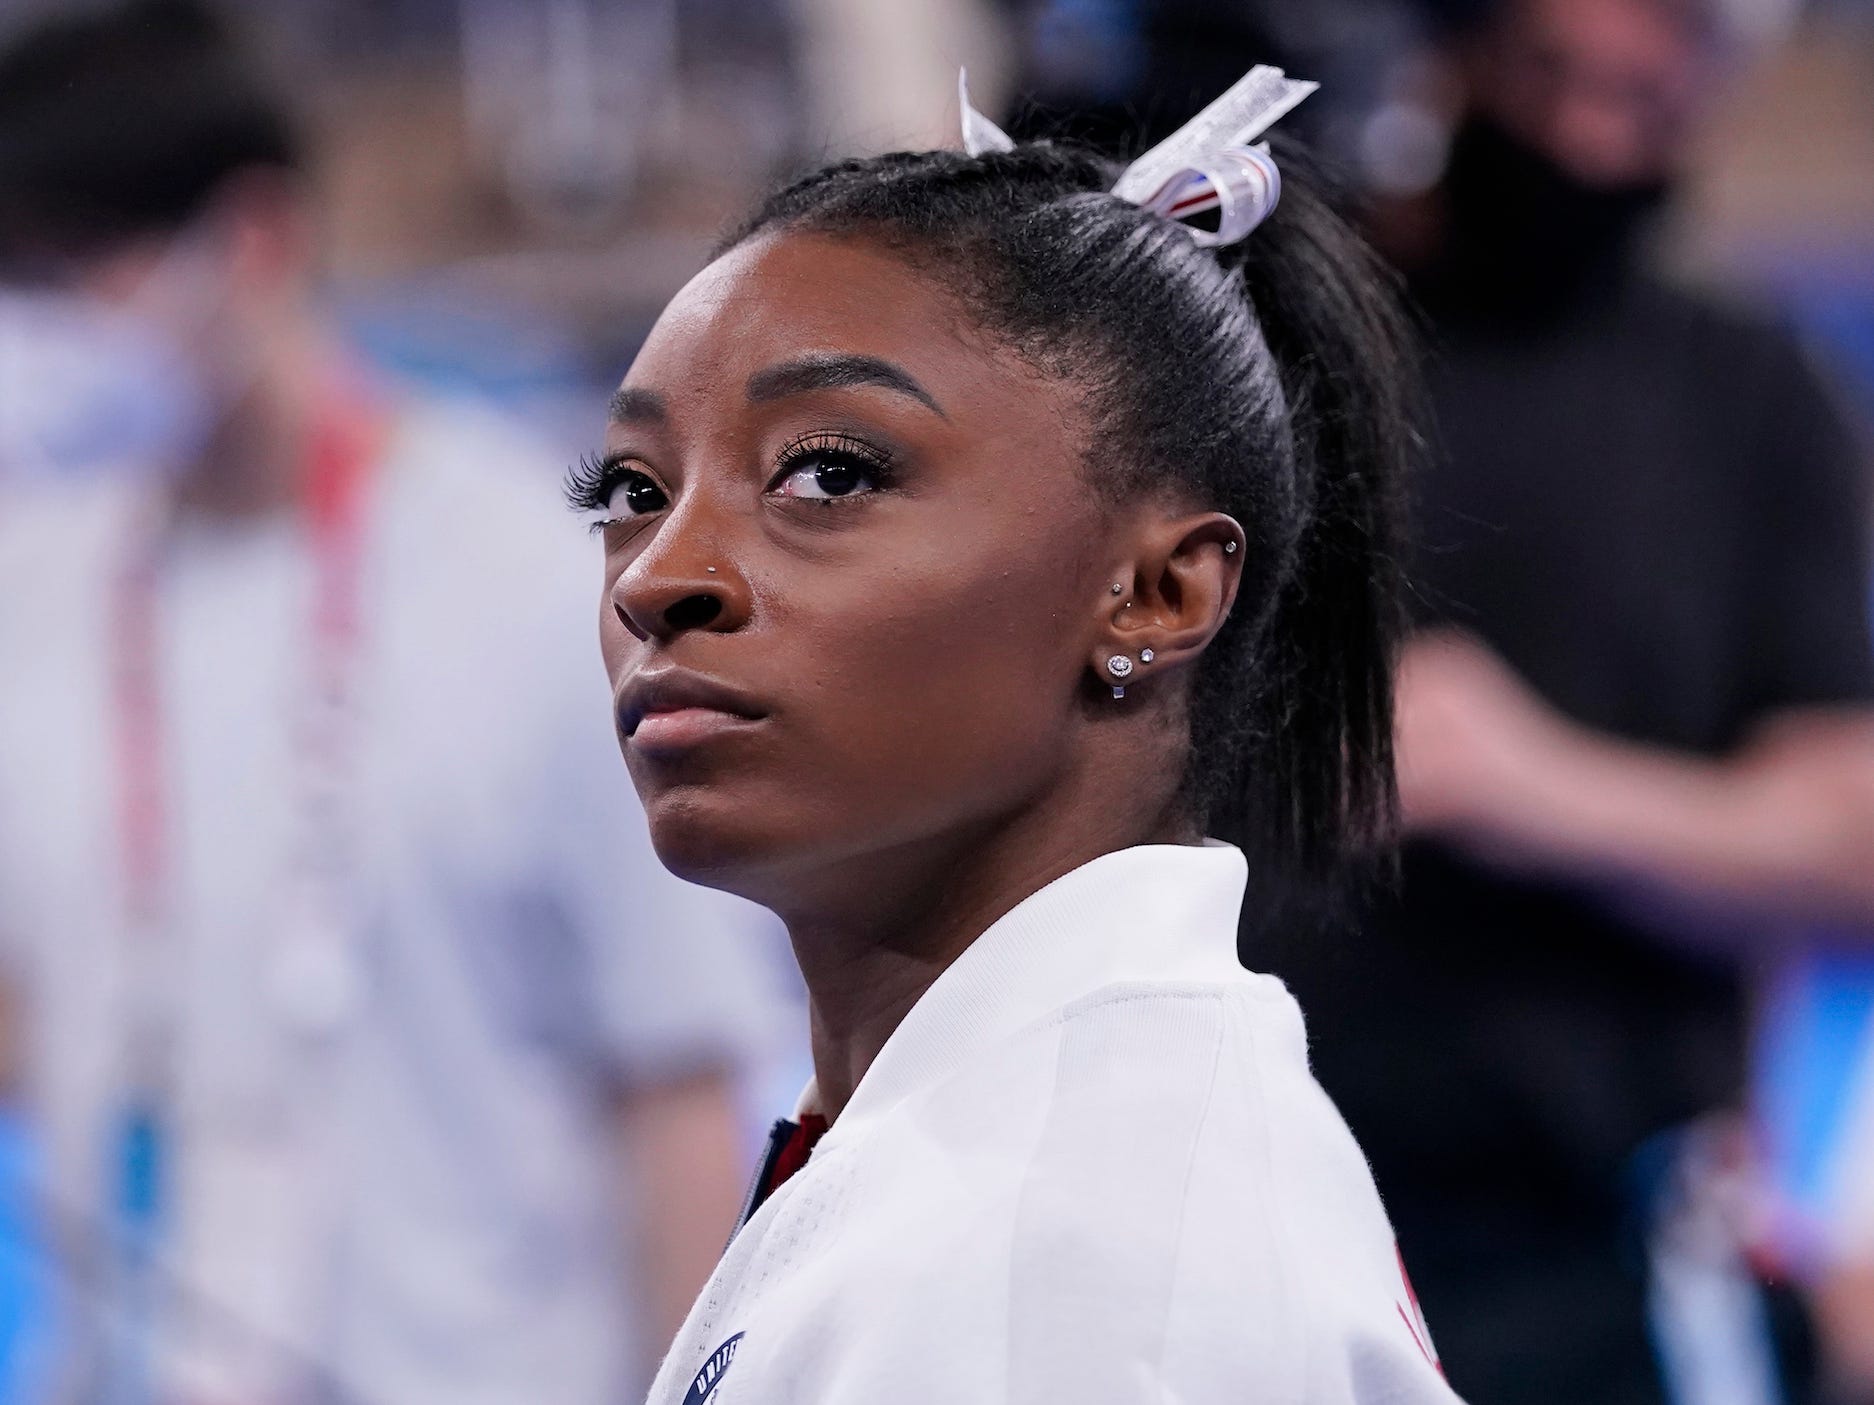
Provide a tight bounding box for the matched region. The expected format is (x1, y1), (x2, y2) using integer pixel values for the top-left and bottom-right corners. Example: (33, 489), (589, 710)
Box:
(648, 842), (1463, 1404)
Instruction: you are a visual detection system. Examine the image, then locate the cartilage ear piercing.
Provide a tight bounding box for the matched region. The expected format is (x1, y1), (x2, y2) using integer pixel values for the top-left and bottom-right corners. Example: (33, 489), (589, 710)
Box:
(1110, 583), (1124, 595)
(1106, 653), (1134, 700)
(1223, 540), (1238, 555)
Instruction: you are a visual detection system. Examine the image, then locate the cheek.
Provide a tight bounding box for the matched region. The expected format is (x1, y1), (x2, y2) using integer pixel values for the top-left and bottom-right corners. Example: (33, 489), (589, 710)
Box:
(776, 542), (1092, 833)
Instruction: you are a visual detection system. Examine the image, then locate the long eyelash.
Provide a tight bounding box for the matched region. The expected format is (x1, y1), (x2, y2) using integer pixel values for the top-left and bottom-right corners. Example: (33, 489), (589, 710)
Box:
(564, 451), (627, 514)
(774, 431), (896, 488)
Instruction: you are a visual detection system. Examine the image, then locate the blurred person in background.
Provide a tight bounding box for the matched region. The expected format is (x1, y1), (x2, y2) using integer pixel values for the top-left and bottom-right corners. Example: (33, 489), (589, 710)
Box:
(1249, 0), (1874, 1402)
(0, 2), (778, 1402)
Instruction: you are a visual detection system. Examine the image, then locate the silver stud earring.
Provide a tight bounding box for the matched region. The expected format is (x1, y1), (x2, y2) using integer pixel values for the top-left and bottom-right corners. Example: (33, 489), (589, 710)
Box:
(1140, 648), (1155, 664)
(706, 566), (718, 574)
(1223, 540), (1238, 555)
(1110, 583), (1124, 596)
(1106, 654), (1134, 700)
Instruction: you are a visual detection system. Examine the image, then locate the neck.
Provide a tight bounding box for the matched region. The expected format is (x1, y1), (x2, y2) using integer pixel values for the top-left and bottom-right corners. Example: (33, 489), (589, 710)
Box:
(170, 319), (334, 524)
(781, 739), (1196, 1122)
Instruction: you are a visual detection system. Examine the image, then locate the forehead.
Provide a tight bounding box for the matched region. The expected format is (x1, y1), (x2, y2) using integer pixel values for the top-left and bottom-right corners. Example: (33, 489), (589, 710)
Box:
(619, 229), (1080, 435)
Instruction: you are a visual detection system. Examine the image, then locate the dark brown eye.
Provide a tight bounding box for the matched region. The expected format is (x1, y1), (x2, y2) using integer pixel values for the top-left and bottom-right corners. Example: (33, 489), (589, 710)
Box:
(773, 451), (879, 501)
(608, 471), (668, 518)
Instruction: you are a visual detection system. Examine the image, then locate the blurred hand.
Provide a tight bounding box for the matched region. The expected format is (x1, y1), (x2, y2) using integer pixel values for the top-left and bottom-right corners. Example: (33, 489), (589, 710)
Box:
(1396, 631), (1874, 920)
(1729, 710), (1874, 911)
(1814, 1264), (1874, 1403)
(1394, 630), (1584, 844)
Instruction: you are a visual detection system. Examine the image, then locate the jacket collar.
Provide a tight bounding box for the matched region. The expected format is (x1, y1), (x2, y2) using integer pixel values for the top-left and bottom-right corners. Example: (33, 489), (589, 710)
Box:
(802, 841), (1249, 1147)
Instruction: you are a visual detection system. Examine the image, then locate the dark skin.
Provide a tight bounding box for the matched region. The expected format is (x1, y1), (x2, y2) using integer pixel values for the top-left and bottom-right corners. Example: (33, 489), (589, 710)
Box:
(594, 230), (1245, 1118)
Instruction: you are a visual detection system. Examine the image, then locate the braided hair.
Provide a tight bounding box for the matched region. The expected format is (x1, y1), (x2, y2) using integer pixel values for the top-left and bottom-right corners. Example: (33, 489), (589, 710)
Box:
(721, 138), (1419, 892)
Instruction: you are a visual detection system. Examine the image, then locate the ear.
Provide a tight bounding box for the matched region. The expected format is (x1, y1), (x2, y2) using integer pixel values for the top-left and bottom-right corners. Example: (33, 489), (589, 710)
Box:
(1093, 512), (1245, 692)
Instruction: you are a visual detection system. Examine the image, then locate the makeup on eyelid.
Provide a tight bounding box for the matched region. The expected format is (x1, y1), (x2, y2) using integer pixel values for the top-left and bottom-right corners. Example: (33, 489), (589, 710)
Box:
(566, 427), (902, 524)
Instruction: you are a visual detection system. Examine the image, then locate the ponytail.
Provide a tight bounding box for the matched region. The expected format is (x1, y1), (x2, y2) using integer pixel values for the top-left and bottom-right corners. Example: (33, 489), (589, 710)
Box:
(1212, 139), (1416, 885)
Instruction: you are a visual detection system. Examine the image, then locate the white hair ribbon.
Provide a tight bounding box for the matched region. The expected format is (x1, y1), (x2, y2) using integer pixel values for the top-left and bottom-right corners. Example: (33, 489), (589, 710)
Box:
(959, 64), (1311, 249)
(959, 69), (1015, 157)
(1127, 144), (1284, 249)
(1111, 65), (1317, 247)
(955, 64), (1315, 248)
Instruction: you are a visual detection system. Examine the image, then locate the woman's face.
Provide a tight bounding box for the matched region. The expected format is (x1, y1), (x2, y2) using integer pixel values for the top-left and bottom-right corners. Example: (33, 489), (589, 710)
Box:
(592, 231), (1127, 898)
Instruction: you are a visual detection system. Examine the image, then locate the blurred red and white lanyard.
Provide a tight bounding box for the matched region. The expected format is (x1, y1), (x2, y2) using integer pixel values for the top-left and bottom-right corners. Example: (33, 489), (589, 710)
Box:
(106, 393), (383, 1403)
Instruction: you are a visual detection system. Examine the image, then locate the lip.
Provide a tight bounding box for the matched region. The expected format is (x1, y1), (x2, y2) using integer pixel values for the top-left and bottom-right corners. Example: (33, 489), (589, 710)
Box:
(617, 668), (769, 751)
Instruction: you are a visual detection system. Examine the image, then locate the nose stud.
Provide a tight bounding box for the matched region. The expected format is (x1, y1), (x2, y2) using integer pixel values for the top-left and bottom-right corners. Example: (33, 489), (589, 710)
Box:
(706, 566), (718, 574)
(1110, 583), (1124, 596)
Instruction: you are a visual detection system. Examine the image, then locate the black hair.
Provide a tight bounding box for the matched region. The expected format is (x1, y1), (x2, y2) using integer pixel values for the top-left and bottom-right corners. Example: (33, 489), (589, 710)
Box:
(0, 0), (301, 272)
(721, 137), (1419, 890)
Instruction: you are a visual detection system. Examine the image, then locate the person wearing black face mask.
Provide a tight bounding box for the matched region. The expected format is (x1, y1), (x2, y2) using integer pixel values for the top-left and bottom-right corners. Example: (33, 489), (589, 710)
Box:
(1419, 110), (1671, 322)
(1250, 1), (1874, 1402)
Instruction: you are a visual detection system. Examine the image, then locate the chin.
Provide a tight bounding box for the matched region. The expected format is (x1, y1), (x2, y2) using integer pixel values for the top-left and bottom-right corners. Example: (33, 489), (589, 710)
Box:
(636, 781), (793, 897)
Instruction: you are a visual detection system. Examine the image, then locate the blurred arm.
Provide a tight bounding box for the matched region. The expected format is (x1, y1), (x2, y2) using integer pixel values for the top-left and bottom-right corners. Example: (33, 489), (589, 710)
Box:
(1399, 336), (1874, 930)
(1815, 1264), (1874, 1404)
(1396, 631), (1874, 924)
(613, 1066), (747, 1363)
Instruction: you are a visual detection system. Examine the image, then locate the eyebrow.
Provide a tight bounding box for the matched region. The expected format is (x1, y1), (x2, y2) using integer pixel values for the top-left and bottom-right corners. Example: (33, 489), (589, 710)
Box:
(745, 353), (947, 419)
(608, 387), (667, 424)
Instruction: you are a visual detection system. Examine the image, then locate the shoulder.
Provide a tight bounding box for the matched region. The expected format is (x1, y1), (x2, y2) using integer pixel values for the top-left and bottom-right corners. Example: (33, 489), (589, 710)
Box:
(794, 980), (1458, 1402)
(1002, 975), (1376, 1234)
(1628, 274), (1776, 342)
(1630, 279), (1867, 510)
(962, 981), (1455, 1398)
(1638, 276), (1834, 398)
(894, 974), (1467, 1399)
(1209, 978), (1458, 1398)
(839, 981), (1461, 1405)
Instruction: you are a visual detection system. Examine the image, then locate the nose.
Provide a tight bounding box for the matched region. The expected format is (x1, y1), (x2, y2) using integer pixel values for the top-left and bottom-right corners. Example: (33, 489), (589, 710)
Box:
(609, 524), (752, 644)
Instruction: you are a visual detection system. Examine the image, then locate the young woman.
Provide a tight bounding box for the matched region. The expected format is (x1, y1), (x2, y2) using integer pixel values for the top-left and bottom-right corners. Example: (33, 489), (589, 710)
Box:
(570, 73), (1459, 1405)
